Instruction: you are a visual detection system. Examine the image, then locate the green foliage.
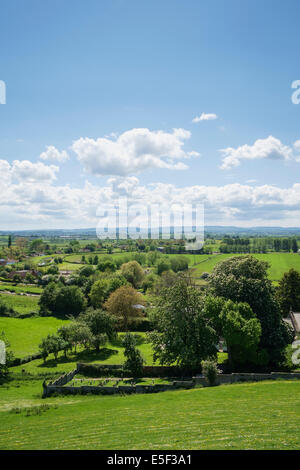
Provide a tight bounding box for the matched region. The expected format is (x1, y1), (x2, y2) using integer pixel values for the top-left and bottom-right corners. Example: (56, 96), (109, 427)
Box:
(46, 265), (59, 275)
(77, 309), (116, 352)
(155, 258), (171, 276)
(79, 265), (95, 277)
(201, 359), (220, 386)
(104, 285), (146, 331)
(97, 259), (116, 272)
(39, 282), (87, 317)
(0, 297), (15, 317)
(276, 269), (300, 316)
(122, 332), (145, 377)
(38, 334), (66, 362)
(149, 279), (218, 367)
(209, 255), (294, 367)
(89, 275), (127, 308)
(121, 260), (144, 288)
(169, 256), (189, 273)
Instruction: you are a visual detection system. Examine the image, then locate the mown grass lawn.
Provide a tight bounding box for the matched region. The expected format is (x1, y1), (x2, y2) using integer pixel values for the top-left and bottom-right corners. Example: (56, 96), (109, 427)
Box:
(0, 380), (299, 450)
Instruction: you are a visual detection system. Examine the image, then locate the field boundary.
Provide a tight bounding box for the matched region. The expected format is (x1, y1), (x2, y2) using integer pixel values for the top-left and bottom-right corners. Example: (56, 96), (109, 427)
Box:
(42, 364), (300, 397)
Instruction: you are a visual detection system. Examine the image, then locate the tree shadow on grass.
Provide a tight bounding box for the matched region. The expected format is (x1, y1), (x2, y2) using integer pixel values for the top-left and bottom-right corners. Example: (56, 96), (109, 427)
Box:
(38, 347), (119, 368)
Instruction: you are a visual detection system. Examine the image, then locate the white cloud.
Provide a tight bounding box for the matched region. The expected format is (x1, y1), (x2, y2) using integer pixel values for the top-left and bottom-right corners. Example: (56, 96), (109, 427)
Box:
(71, 128), (200, 176)
(1, 164), (300, 228)
(11, 160), (59, 183)
(0, 160), (12, 185)
(220, 136), (293, 170)
(192, 113), (218, 123)
(40, 145), (69, 162)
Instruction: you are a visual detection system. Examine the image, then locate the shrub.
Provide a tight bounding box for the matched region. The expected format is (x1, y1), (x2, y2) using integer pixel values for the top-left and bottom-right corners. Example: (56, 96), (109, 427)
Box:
(201, 360), (220, 386)
(122, 333), (145, 377)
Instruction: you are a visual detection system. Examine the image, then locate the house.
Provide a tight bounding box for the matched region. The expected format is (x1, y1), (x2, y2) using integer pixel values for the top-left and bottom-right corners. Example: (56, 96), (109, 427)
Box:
(288, 310), (300, 334)
(132, 304), (146, 312)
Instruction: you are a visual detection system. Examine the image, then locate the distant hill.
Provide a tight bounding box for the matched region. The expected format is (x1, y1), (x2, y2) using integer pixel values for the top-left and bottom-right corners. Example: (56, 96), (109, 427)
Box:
(1, 226), (300, 237)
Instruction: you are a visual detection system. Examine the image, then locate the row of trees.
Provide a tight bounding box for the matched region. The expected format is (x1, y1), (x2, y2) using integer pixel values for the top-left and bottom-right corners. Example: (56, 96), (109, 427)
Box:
(219, 236), (298, 254)
(39, 310), (144, 378)
(39, 309), (116, 362)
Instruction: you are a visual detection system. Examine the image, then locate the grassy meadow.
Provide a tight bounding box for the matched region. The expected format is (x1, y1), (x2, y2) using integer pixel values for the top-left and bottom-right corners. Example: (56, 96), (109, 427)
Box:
(0, 316), (69, 358)
(0, 248), (300, 450)
(0, 379), (299, 450)
(184, 252), (300, 281)
(0, 293), (40, 315)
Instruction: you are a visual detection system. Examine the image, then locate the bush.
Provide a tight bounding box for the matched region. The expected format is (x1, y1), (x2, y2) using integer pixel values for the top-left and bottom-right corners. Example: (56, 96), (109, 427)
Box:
(201, 360), (220, 386)
(122, 333), (145, 377)
(200, 272), (210, 280)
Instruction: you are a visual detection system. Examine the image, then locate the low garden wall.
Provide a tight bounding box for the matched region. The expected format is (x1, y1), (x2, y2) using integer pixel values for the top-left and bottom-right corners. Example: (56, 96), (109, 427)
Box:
(193, 371), (300, 386)
(42, 363), (300, 398)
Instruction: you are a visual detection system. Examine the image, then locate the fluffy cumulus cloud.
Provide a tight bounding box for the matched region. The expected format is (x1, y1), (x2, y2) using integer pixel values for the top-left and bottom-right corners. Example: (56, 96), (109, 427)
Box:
(1, 162), (300, 228)
(39, 145), (69, 162)
(1, 160), (59, 184)
(71, 128), (200, 176)
(220, 136), (293, 170)
(192, 113), (218, 123)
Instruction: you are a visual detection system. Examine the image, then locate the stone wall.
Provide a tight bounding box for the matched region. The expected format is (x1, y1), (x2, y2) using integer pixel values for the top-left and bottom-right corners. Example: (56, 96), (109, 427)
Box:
(42, 380), (195, 397)
(193, 371), (300, 386)
(42, 365), (300, 397)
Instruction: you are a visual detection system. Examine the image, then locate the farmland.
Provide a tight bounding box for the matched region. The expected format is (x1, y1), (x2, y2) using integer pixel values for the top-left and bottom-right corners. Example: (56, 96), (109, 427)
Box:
(0, 316), (69, 358)
(1, 243), (300, 451)
(0, 293), (40, 315)
(0, 379), (299, 449)
(183, 252), (300, 281)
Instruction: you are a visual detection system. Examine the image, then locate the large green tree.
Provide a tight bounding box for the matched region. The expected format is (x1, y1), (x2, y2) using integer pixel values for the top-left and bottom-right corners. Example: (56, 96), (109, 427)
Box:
(121, 260), (144, 288)
(77, 309), (116, 351)
(209, 255), (293, 367)
(149, 280), (218, 367)
(203, 296), (262, 367)
(104, 285), (145, 331)
(39, 282), (87, 316)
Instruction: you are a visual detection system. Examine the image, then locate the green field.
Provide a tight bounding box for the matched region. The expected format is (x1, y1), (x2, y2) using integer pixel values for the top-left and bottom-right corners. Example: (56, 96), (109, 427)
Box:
(0, 316), (227, 372)
(0, 317), (69, 358)
(0, 293), (40, 315)
(61, 251), (300, 282)
(189, 252), (300, 281)
(0, 379), (299, 449)
(0, 283), (42, 295)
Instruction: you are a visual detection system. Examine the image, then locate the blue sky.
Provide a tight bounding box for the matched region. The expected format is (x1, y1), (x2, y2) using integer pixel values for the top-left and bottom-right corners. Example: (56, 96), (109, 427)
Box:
(0, 0), (300, 229)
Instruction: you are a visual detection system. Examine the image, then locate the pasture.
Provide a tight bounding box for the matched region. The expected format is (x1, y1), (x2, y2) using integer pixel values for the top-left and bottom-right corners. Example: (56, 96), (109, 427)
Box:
(0, 293), (40, 315)
(0, 316), (69, 358)
(0, 283), (42, 295)
(61, 251), (300, 282)
(188, 252), (300, 281)
(0, 379), (299, 449)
